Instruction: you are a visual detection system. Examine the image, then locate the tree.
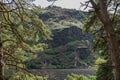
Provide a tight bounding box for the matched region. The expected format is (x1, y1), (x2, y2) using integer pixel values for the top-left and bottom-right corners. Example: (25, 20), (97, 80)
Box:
(47, 0), (58, 7)
(84, 0), (120, 80)
(65, 73), (96, 80)
(0, 0), (51, 80)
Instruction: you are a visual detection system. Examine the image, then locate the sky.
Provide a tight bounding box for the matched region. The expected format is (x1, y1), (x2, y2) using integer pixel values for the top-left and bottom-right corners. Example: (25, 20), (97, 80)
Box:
(33, 0), (87, 10)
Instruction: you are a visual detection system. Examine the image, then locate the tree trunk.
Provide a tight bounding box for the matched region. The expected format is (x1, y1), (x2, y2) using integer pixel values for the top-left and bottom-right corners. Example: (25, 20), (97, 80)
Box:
(99, 1), (120, 80)
(105, 23), (120, 80)
(90, 0), (120, 80)
(0, 23), (4, 80)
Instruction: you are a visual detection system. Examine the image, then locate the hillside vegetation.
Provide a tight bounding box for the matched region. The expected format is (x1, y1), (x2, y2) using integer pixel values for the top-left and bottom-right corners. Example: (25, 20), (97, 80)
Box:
(26, 6), (94, 69)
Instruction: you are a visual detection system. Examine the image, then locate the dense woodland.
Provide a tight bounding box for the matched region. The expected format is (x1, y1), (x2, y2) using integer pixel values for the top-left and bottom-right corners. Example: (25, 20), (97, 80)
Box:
(0, 0), (120, 80)
(25, 7), (94, 69)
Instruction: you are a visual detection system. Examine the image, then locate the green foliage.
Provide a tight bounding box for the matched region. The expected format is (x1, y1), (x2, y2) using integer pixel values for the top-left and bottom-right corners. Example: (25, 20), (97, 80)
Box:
(38, 7), (86, 30)
(96, 60), (113, 80)
(0, 1), (52, 79)
(7, 71), (47, 80)
(64, 73), (96, 80)
(25, 59), (43, 69)
(95, 58), (106, 64)
(27, 40), (93, 69)
(83, 3), (120, 80)
(94, 58), (106, 71)
(23, 7), (94, 69)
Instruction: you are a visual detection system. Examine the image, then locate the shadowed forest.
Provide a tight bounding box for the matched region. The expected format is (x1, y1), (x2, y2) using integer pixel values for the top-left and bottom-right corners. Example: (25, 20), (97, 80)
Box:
(0, 0), (120, 80)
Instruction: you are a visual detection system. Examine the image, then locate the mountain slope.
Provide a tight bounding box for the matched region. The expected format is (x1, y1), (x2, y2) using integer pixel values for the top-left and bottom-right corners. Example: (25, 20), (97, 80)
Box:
(26, 6), (94, 69)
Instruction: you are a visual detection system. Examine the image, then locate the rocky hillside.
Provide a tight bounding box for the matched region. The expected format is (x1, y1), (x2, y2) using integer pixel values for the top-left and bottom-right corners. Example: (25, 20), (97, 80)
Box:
(38, 6), (88, 29)
(26, 6), (94, 69)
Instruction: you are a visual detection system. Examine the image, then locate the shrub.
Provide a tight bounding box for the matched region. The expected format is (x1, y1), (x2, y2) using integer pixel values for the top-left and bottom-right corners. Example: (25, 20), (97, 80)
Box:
(64, 73), (96, 80)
